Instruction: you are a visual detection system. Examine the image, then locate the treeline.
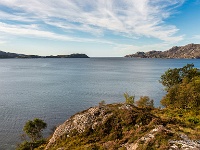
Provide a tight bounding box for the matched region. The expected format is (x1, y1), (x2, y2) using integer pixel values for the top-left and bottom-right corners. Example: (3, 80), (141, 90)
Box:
(160, 64), (200, 110)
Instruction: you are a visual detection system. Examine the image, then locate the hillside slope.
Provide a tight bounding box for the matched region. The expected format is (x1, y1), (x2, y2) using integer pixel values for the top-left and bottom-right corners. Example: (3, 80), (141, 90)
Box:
(0, 50), (20, 58)
(42, 103), (200, 150)
(125, 43), (200, 59)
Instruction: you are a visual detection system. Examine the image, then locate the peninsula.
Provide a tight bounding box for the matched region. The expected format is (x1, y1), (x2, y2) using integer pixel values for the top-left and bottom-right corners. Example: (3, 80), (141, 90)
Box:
(125, 43), (200, 59)
(0, 51), (89, 58)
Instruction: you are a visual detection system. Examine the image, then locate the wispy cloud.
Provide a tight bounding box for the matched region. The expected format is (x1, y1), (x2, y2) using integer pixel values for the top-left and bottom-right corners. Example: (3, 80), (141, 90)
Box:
(192, 35), (200, 39)
(0, 22), (73, 40)
(190, 35), (200, 40)
(0, 0), (184, 43)
(0, 22), (118, 46)
(116, 42), (174, 55)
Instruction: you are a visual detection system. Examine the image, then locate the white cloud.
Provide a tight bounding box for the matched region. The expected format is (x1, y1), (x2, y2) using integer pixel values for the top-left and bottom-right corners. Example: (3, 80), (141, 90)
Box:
(0, 22), (72, 40)
(0, 22), (118, 45)
(192, 35), (200, 39)
(0, 0), (184, 43)
(116, 42), (175, 56)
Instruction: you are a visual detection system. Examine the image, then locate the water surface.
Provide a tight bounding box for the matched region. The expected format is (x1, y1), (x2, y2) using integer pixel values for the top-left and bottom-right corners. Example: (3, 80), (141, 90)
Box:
(0, 58), (199, 149)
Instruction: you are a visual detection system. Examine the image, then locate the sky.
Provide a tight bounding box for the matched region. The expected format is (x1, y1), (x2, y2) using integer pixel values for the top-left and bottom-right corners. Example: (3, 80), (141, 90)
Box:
(0, 0), (200, 57)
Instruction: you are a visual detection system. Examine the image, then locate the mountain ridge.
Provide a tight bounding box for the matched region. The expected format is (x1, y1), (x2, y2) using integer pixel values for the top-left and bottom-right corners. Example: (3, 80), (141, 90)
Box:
(125, 43), (200, 59)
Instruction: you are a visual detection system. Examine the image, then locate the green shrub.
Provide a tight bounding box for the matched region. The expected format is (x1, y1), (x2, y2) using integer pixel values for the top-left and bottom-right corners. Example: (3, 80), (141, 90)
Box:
(17, 140), (46, 150)
(136, 96), (154, 108)
(160, 64), (200, 90)
(188, 117), (200, 124)
(124, 92), (135, 105)
(17, 118), (47, 150)
(161, 77), (200, 109)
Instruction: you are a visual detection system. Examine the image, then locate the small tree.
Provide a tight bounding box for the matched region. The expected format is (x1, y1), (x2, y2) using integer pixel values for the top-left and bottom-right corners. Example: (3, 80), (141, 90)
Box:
(161, 76), (200, 110)
(17, 118), (47, 150)
(160, 64), (199, 91)
(136, 96), (154, 108)
(160, 64), (200, 110)
(99, 100), (106, 108)
(23, 118), (47, 142)
(124, 92), (134, 105)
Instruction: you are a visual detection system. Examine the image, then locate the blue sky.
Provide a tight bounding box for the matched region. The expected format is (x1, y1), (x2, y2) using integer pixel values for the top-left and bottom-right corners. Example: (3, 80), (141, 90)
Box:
(0, 0), (199, 57)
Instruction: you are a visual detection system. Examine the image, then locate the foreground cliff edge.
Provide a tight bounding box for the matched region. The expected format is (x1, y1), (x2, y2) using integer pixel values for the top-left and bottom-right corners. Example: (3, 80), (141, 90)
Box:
(41, 103), (200, 150)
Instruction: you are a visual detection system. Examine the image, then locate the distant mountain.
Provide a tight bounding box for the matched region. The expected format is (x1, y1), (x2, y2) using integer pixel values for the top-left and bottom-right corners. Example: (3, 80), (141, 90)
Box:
(0, 51), (22, 58)
(125, 43), (200, 59)
(0, 50), (89, 58)
(47, 53), (90, 58)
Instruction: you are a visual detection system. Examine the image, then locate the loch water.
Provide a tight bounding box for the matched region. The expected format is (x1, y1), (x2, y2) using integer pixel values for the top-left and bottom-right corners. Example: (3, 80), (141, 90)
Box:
(0, 58), (199, 149)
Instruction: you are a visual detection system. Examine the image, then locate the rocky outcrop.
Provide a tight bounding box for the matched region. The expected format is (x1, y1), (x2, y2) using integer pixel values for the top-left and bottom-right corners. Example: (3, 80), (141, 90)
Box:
(45, 106), (111, 149)
(124, 125), (200, 150)
(125, 43), (200, 59)
(169, 134), (200, 150)
(45, 103), (155, 149)
(44, 103), (200, 150)
(163, 43), (200, 59)
(124, 125), (167, 150)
